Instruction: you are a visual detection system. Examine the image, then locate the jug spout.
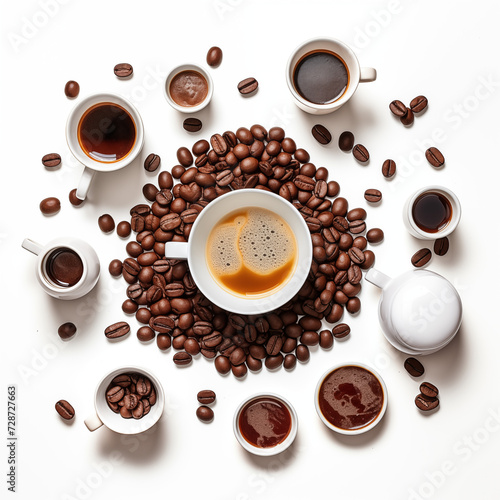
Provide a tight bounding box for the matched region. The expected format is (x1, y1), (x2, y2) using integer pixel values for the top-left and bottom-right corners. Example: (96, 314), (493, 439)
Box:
(365, 268), (391, 289)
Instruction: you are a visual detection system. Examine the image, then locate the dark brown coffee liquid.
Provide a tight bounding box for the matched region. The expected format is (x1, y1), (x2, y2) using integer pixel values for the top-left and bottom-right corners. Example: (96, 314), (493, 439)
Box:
(293, 50), (349, 104)
(46, 248), (83, 287)
(412, 192), (452, 233)
(78, 102), (136, 163)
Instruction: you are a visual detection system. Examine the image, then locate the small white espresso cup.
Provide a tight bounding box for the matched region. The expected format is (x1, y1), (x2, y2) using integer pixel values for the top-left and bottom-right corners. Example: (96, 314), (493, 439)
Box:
(286, 37), (377, 115)
(164, 189), (312, 315)
(21, 237), (100, 300)
(84, 366), (164, 434)
(66, 93), (145, 200)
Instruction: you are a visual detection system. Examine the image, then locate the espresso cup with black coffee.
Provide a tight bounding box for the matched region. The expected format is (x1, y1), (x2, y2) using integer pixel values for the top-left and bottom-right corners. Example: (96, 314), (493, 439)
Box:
(66, 93), (145, 200)
(21, 237), (100, 300)
(286, 37), (376, 114)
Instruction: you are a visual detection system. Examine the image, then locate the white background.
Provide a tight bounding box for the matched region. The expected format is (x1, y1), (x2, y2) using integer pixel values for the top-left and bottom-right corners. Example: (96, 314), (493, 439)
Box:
(1, 1), (499, 499)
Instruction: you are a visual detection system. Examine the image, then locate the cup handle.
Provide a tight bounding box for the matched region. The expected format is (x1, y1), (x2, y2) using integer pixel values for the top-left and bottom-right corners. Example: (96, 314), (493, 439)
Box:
(164, 242), (189, 260)
(22, 238), (43, 256)
(76, 166), (95, 200)
(84, 413), (103, 432)
(365, 268), (391, 289)
(360, 67), (377, 83)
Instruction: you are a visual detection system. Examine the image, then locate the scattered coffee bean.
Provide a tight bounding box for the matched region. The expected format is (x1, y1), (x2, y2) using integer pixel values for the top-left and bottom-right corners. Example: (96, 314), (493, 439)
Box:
(411, 248), (432, 268)
(415, 393), (439, 411)
(42, 153), (61, 168)
(420, 382), (439, 398)
(311, 124), (332, 145)
(98, 214), (115, 233)
(58, 322), (77, 340)
(400, 108), (414, 126)
(122, 299), (138, 314)
(173, 352), (192, 366)
(144, 153), (161, 172)
(40, 197), (60, 215)
(338, 131), (355, 152)
(237, 77), (258, 95)
(117, 221), (131, 238)
(114, 63), (133, 78)
(425, 147), (445, 168)
(55, 400), (75, 420)
(410, 95), (428, 113)
(389, 100), (407, 117)
(104, 322), (130, 339)
(364, 189), (382, 203)
(196, 405), (214, 422)
(206, 46), (223, 67)
(197, 390), (216, 405)
(332, 323), (350, 339)
(69, 189), (84, 207)
(137, 326), (155, 342)
(404, 357), (425, 377)
(109, 259), (123, 277)
(183, 118), (202, 132)
(382, 159), (396, 178)
(64, 80), (79, 98)
(434, 237), (449, 256)
(366, 228), (384, 244)
(353, 144), (369, 163)
(319, 330), (334, 349)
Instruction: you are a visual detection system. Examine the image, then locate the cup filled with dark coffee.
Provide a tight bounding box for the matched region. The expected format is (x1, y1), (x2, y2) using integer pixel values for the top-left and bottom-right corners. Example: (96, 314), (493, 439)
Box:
(286, 37), (376, 114)
(163, 189), (312, 315)
(21, 237), (100, 300)
(66, 93), (145, 200)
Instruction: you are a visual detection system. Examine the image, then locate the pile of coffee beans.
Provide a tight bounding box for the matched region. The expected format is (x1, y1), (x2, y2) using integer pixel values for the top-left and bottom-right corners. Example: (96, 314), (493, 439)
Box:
(389, 95), (428, 126)
(112, 125), (382, 377)
(415, 382), (439, 411)
(106, 372), (156, 419)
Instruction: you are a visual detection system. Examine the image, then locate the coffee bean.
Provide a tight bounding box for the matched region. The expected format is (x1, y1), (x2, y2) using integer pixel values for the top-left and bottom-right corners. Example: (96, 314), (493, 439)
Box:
(114, 63), (133, 78)
(283, 354), (296, 370)
(173, 352), (192, 366)
(105, 322), (130, 339)
(411, 248), (432, 268)
(425, 147), (445, 168)
(123, 393), (139, 410)
(158, 171), (173, 190)
(40, 197), (60, 215)
(64, 80), (79, 98)
(58, 322), (77, 340)
(55, 400), (75, 420)
(296, 344), (309, 362)
(98, 214), (115, 233)
(301, 331), (319, 346)
(42, 153), (61, 168)
(400, 108), (414, 126)
(420, 382), (439, 398)
(410, 95), (428, 113)
(157, 334), (171, 351)
(312, 124), (332, 145)
(382, 159), (396, 178)
(349, 219), (366, 234)
(229, 347), (246, 366)
(266, 334), (283, 356)
(348, 247), (365, 265)
(364, 189), (382, 203)
(238, 77), (258, 95)
(332, 323), (350, 339)
(319, 330), (334, 349)
(107, 386), (125, 403)
(210, 134), (228, 156)
(150, 315), (174, 334)
(197, 405), (214, 422)
(338, 131), (354, 152)
(122, 299), (138, 314)
(215, 355), (231, 374)
(137, 326), (155, 342)
(389, 100), (407, 117)
(353, 144), (369, 163)
(117, 221), (131, 238)
(206, 46), (223, 67)
(404, 357), (425, 377)
(367, 228), (384, 243)
(197, 390), (216, 405)
(177, 147), (193, 167)
(361, 250), (375, 269)
(434, 237), (449, 256)
(109, 259), (123, 277)
(68, 189), (84, 207)
(183, 118), (202, 132)
(415, 393), (439, 411)
(265, 354), (284, 370)
(144, 153), (161, 172)
(348, 265), (362, 285)
(347, 208), (367, 221)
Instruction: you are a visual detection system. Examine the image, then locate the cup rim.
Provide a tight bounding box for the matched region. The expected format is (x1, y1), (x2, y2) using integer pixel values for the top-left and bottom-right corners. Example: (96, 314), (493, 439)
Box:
(406, 185), (461, 239)
(94, 365), (165, 435)
(233, 392), (298, 456)
(65, 92), (145, 172)
(314, 362), (388, 435)
(286, 36), (360, 111)
(164, 63), (213, 113)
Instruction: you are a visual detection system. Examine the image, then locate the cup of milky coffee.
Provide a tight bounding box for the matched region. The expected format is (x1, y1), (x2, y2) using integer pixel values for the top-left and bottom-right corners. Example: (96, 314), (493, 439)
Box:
(286, 37), (377, 115)
(21, 237), (100, 300)
(163, 189), (312, 314)
(164, 63), (213, 113)
(315, 363), (388, 435)
(403, 185), (461, 240)
(66, 92), (145, 200)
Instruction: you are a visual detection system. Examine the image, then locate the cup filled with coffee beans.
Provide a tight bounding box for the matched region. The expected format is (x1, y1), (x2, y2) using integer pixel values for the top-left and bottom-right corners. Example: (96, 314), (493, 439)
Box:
(403, 185), (461, 240)
(315, 362), (388, 435)
(286, 37), (377, 115)
(164, 63), (213, 113)
(66, 93), (145, 200)
(233, 393), (298, 456)
(163, 189), (313, 315)
(21, 237), (100, 300)
(84, 366), (164, 434)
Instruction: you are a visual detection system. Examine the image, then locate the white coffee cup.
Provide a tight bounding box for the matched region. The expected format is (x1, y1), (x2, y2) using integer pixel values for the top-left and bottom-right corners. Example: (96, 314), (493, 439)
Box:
(21, 237), (100, 300)
(164, 189), (312, 315)
(286, 37), (377, 115)
(366, 268), (463, 355)
(66, 93), (145, 200)
(84, 366), (164, 434)
(403, 185), (461, 240)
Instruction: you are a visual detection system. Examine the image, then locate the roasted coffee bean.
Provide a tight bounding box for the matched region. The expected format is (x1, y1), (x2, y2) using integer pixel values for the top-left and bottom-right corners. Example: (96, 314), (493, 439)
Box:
(144, 153), (161, 172)
(382, 159), (396, 178)
(229, 347), (246, 366)
(238, 77), (258, 95)
(114, 63), (133, 78)
(415, 394), (439, 411)
(126, 242), (143, 258)
(171, 165), (185, 178)
(411, 248), (432, 268)
(348, 247), (365, 265)
(123, 258), (141, 276)
(122, 299), (138, 314)
(177, 147), (193, 167)
(367, 228), (384, 244)
(361, 250), (375, 269)
(434, 237), (449, 256)
(55, 400), (75, 420)
(105, 322), (130, 339)
(69, 189), (84, 206)
(42, 153), (61, 168)
(197, 390), (216, 405)
(158, 171), (174, 189)
(338, 131), (355, 152)
(349, 219), (366, 234)
(183, 118), (202, 132)
(107, 386), (125, 403)
(420, 382), (439, 398)
(58, 322), (77, 340)
(331, 197), (348, 216)
(389, 100), (408, 117)
(410, 95), (428, 113)
(327, 181), (340, 198)
(116, 221), (131, 238)
(312, 124), (332, 144)
(40, 197), (60, 215)
(301, 331), (319, 346)
(160, 213), (181, 231)
(319, 330), (334, 349)
(425, 147), (445, 168)
(347, 208), (366, 221)
(400, 108), (414, 126)
(294, 174), (315, 191)
(98, 214), (115, 233)
(206, 46), (223, 67)
(123, 393), (139, 410)
(215, 355), (231, 374)
(245, 355), (261, 372)
(353, 236), (367, 250)
(157, 334), (171, 351)
(109, 259), (123, 277)
(283, 354), (297, 370)
(64, 80), (80, 98)
(332, 216), (349, 232)
(332, 323), (350, 339)
(347, 265), (362, 285)
(353, 144), (369, 163)
(265, 354), (284, 370)
(296, 344), (310, 362)
(184, 338), (200, 356)
(173, 352), (192, 366)
(150, 315), (174, 334)
(266, 334), (283, 356)
(364, 189), (382, 203)
(197, 405), (214, 422)
(120, 407), (132, 418)
(404, 357), (425, 377)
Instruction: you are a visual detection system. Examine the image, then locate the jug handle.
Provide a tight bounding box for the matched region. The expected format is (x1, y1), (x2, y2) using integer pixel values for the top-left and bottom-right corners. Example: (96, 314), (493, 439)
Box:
(365, 268), (391, 289)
